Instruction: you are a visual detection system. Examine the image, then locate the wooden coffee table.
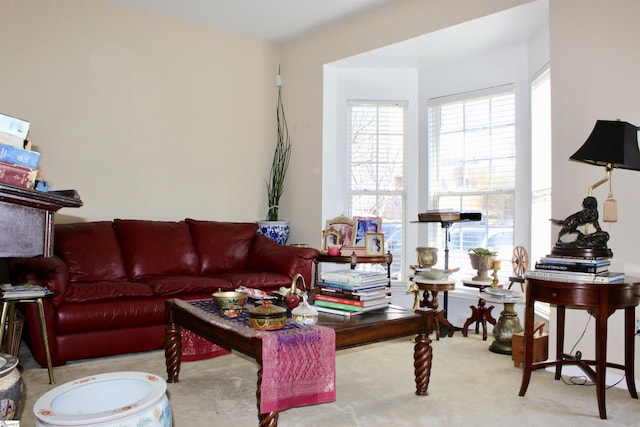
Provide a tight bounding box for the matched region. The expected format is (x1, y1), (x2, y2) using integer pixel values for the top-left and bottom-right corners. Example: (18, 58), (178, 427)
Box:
(164, 299), (435, 427)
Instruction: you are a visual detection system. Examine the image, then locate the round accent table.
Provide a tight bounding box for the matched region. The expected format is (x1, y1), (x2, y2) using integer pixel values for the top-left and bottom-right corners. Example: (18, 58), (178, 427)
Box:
(481, 289), (524, 354)
(410, 278), (456, 340)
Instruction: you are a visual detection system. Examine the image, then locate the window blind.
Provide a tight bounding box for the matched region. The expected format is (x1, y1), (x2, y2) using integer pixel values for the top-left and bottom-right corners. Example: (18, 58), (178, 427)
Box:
(427, 86), (516, 271)
(347, 101), (407, 280)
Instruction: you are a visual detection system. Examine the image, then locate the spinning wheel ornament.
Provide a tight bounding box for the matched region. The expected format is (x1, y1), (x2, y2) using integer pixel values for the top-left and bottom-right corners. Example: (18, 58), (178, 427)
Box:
(511, 246), (529, 278)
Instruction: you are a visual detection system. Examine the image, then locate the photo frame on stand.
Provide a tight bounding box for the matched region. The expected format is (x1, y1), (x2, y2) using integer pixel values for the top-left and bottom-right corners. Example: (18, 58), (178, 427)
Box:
(353, 216), (382, 246)
(325, 215), (356, 246)
(322, 229), (340, 252)
(365, 232), (385, 256)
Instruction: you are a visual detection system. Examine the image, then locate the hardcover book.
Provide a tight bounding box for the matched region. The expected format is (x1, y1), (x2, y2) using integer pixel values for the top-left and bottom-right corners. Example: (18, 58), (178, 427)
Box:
(0, 132), (25, 149)
(315, 280), (388, 292)
(534, 262), (608, 274)
(313, 305), (379, 317)
(0, 143), (40, 169)
(0, 113), (30, 148)
(1, 283), (48, 298)
(0, 161), (37, 189)
(538, 256), (610, 266)
(314, 300), (390, 312)
(0, 113), (30, 138)
(319, 269), (388, 284)
(316, 285), (391, 301)
(314, 294), (391, 307)
(314, 304), (389, 317)
(526, 270), (624, 283)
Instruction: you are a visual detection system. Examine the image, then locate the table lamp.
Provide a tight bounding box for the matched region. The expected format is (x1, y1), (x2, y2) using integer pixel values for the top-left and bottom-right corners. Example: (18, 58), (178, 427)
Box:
(569, 119), (640, 222)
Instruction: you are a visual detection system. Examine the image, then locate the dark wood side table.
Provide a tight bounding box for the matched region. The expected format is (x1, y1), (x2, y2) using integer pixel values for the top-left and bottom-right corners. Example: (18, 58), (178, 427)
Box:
(518, 276), (640, 419)
(0, 185), (82, 257)
(0, 185), (82, 384)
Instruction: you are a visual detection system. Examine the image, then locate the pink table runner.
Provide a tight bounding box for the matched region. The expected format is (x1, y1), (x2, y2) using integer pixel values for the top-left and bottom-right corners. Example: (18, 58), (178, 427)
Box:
(180, 328), (231, 361)
(175, 299), (336, 413)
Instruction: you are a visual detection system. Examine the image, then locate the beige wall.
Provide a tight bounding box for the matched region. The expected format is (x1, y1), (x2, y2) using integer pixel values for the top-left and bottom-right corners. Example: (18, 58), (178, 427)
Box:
(1, 0), (280, 223)
(548, 0), (640, 368)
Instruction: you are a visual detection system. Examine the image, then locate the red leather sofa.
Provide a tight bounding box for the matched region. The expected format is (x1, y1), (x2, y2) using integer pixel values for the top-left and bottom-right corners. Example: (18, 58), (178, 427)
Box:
(8, 219), (319, 367)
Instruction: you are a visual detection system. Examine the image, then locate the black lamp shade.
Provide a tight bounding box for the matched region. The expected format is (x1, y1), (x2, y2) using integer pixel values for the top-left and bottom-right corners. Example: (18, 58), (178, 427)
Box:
(570, 120), (640, 171)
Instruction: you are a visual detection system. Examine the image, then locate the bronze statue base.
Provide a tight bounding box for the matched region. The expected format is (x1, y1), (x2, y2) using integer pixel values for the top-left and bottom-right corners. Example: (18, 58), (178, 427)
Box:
(550, 247), (612, 259)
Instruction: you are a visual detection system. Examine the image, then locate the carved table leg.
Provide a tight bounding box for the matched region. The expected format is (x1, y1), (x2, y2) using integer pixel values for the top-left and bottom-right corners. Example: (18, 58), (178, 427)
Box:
(414, 332), (433, 396)
(164, 323), (182, 383)
(481, 305), (497, 341)
(462, 305), (480, 337)
(420, 290), (455, 340)
(256, 365), (279, 427)
(461, 299), (496, 341)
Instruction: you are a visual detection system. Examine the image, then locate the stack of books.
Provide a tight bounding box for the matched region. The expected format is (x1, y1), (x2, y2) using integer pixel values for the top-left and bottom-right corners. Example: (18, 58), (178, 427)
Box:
(0, 113), (39, 189)
(1, 283), (49, 299)
(314, 269), (391, 316)
(526, 255), (624, 283)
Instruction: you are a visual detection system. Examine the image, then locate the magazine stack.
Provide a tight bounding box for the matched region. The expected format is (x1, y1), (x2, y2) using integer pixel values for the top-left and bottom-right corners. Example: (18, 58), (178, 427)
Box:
(525, 255), (623, 283)
(313, 269), (391, 316)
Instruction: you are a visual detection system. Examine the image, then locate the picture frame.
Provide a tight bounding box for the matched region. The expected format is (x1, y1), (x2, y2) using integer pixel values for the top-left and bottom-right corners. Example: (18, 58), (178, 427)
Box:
(353, 216), (382, 246)
(365, 232), (385, 256)
(324, 215), (356, 246)
(322, 229), (341, 252)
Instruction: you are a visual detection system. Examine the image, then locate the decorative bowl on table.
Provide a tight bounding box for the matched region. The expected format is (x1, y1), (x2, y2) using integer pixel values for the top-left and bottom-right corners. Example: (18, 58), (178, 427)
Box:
(414, 267), (458, 280)
(212, 291), (248, 308)
(220, 305), (243, 318)
(248, 300), (287, 330)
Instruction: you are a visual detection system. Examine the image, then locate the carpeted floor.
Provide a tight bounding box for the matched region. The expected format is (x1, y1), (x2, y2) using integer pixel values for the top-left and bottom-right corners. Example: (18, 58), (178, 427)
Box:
(15, 331), (640, 426)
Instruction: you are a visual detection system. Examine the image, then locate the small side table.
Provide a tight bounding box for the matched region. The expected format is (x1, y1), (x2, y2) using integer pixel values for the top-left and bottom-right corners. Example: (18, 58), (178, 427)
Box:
(461, 280), (496, 341)
(482, 290), (524, 354)
(519, 277), (640, 420)
(0, 293), (55, 384)
(411, 278), (455, 340)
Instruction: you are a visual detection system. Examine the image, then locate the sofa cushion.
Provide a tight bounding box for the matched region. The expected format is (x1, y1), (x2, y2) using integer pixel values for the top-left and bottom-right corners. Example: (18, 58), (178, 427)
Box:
(56, 298), (163, 334)
(65, 281), (154, 303)
(141, 276), (234, 296)
(114, 219), (200, 279)
(217, 272), (291, 292)
(55, 221), (127, 282)
(186, 219), (257, 275)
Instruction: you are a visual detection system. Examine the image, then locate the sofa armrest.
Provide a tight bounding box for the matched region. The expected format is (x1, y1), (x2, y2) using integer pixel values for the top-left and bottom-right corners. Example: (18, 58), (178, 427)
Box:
(247, 234), (320, 285)
(7, 255), (69, 305)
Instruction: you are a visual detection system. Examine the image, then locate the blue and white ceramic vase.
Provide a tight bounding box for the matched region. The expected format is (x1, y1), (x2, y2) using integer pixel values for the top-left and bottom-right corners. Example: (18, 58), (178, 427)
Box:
(257, 220), (290, 245)
(0, 354), (22, 421)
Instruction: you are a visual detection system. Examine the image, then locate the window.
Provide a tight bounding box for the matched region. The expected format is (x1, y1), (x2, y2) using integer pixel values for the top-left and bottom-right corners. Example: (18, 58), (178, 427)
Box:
(347, 101), (407, 280)
(427, 86), (516, 275)
(530, 66), (552, 262)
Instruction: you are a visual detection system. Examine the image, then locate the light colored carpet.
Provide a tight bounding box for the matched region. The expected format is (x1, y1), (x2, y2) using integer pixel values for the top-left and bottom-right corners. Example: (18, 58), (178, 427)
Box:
(15, 333), (639, 426)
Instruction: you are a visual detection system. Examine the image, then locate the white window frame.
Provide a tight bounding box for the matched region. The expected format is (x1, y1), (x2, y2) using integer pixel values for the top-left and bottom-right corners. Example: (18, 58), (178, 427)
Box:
(426, 85), (516, 277)
(347, 100), (407, 280)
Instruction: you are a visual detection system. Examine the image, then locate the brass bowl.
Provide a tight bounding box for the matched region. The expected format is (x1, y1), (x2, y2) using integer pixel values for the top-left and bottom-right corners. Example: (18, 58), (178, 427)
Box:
(212, 291), (248, 308)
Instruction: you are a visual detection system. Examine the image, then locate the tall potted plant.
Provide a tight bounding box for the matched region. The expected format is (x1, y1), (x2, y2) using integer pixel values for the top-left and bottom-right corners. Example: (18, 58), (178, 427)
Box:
(257, 70), (292, 245)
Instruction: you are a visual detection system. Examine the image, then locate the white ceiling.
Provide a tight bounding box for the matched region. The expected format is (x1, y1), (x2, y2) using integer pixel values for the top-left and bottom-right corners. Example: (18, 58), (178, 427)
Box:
(106, 0), (548, 69)
(333, 0), (548, 68)
(107, 0), (394, 43)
